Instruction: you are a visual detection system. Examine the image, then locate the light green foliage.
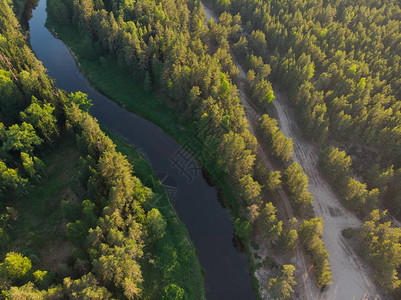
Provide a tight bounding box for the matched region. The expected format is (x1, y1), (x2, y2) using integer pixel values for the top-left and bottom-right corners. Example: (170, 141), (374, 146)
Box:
(239, 174), (262, 205)
(0, 33), (6, 49)
(20, 152), (44, 181)
(299, 218), (333, 287)
(278, 218), (298, 252)
(284, 162), (313, 215)
(68, 91), (92, 112)
(319, 146), (378, 215)
(0, 252), (32, 281)
(223, 0), (401, 224)
(33, 270), (53, 289)
(146, 208), (167, 240)
(162, 284), (185, 300)
(360, 210), (401, 291)
(259, 202), (282, 240)
(258, 115), (293, 163)
(365, 164), (394, 193)
(0, 160), (28, 195)
(219, 132), (256, 182)
(246, 70), (275, 110)
(1, 122), (42, 154)
(0, 70), (14, 97)
(266, 170), (281, 191)
(248, 30), (266, 58)
(343, 178), (378, 213)
(0, 1), (202, 298)
(319, 146), (351, 185)
(2, 282), (46, 299)
(20, 98), (59, 142)
(267, 264), (296, 299)
(63, 273), (112, 299)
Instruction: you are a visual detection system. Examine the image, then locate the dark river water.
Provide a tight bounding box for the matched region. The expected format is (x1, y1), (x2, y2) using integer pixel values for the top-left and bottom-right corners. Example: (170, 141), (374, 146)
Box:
(28, 0), (255, 299)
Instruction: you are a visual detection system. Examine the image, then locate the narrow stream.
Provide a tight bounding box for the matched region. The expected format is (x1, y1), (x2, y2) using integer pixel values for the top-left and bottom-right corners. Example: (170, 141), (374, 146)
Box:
(28, 0), (255, 299)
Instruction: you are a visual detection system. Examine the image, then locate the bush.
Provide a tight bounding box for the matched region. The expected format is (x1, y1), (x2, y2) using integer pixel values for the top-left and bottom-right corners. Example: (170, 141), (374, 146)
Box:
(0, 252), (32, 281)
(66, 220), (89, 245)
(162, 284), (185, 300)
(61, 200), (81, 221)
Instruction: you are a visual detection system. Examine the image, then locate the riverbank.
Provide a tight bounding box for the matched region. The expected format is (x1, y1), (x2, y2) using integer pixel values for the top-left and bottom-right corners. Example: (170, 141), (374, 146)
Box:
(44, 20), (207, 300)
(45, 11), (260, 299)
(103, 128), (206, 299)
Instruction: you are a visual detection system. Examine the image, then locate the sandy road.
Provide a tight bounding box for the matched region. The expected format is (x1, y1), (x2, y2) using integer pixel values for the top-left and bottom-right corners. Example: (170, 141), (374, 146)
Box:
(203, 4), (320, 298)
(273, 91), (380, 299)
(203, 3), (381, 299)
(237, 63), (320, 300)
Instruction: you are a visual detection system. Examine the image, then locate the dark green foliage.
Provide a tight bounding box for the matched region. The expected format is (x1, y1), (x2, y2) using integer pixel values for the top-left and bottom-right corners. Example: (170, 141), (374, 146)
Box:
(219, 0), (401, 221)
(234, 218), (252, 239)
(341, 228), (353, 239)
(46, 0), (71, 25)
(66, 220), (89, 245)
(82, 199), (97, 228)
(44, 0), (311, 295)
(0, 69), (24, 123)
(61, 200), (81, 221)
(0, 1), (205, 298)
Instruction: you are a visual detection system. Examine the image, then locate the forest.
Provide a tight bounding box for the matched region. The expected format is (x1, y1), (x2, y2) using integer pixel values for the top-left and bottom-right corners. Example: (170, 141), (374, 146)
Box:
(0, 0), (205, 298)
(205, 0), (401, 296)
(2, 0), (401, 298)
(46, 0), (334, 295)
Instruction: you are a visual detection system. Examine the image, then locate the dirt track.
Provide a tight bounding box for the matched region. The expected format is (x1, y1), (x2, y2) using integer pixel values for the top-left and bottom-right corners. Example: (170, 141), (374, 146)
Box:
(273, 90), (380, 299)
(203, 4), (380, 299)
(237, 63), (320, 300)
(203, 4), (318, 298)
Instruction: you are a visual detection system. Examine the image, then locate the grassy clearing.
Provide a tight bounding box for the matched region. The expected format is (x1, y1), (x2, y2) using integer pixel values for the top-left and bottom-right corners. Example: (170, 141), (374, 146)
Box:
(3, 137), (80, 271)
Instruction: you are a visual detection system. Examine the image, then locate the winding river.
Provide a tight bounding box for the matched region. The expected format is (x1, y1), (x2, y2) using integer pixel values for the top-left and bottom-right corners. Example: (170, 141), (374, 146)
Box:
(28, 0), (255, 299)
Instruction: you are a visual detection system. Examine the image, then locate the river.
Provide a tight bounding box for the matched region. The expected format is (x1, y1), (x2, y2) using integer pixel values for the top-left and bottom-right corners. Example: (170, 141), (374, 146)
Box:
(27, 0), (255, 299)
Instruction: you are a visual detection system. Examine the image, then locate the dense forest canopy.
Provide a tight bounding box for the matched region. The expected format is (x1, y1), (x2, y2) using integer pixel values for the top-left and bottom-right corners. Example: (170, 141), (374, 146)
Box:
(211, 0), (401, 216)
(2, 0), (401, 296)
(207, 0), (401, 294)
(0, 0), (205, 298)
(45, 0), (338, 293)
